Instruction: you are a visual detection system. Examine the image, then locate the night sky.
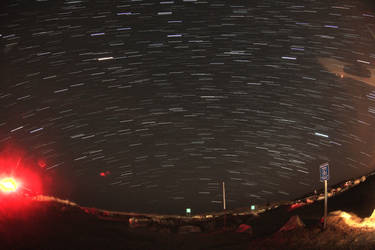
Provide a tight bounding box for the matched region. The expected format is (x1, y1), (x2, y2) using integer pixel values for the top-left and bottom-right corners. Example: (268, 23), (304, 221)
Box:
(1, 0), (375, 214)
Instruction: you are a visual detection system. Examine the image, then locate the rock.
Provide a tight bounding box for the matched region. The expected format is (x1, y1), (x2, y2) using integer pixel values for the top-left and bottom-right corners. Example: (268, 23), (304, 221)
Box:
(202, 220), (216, 232)
(361, 176), (366, 182)
(129, 217), (151, 228)
(158, 227), (172, 234)
(317, 195), (324, 201)
(279, 215), (305, 232)
(148, 225), (172, 233)
(178, 225), (202, 233)
(288, 202), (306, 211)
(305, 198), (314, 204)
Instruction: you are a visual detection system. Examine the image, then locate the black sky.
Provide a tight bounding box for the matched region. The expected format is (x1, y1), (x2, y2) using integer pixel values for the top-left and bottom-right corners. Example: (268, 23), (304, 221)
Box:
(1, 0), (375, 214)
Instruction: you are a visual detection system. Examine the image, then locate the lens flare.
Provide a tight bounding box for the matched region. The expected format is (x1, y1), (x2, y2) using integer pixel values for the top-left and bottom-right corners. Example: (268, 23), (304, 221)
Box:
(0, 177), (18, 193)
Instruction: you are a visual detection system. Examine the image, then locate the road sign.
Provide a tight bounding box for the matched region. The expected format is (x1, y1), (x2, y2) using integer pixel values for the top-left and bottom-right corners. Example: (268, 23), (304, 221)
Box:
(319, 162), (329, 229)
(320, 162), (329, 182)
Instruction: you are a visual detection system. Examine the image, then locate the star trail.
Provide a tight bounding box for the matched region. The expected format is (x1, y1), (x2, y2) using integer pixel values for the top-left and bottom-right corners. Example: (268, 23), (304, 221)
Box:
(1, 0), (375, 214)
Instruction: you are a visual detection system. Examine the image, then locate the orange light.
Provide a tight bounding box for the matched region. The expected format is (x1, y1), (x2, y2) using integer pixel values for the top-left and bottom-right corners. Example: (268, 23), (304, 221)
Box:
(0, 177), (18, 193)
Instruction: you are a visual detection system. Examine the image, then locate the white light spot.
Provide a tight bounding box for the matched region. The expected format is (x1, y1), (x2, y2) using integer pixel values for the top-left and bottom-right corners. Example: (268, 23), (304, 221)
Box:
(10, 126), (24, 132)
(30, 127), (44, 133)
(281, 56), (297, 60)
(315, 132), (329, 138)
(98, 57), (114, 61)
(90, 33), (105, 36)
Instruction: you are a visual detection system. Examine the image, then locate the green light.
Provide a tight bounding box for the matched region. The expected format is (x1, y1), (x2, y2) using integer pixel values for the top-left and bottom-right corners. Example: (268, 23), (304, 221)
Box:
(186, 208), (191, 213)
(251, 205), (255, 210)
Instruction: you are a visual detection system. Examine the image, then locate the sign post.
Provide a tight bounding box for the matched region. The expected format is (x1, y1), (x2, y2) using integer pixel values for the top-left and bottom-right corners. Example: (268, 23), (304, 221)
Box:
(222, 181), (227, 229)
(320, 162), (329, 229)
(222, 181), (226, 210)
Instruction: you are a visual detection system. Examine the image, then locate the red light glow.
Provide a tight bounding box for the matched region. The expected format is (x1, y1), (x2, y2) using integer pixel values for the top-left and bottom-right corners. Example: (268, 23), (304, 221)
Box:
(0, 151), (43, 196)
(99, 171), (110, 177)
(37, 159), (46, 168)
(0, 177), (18, 193)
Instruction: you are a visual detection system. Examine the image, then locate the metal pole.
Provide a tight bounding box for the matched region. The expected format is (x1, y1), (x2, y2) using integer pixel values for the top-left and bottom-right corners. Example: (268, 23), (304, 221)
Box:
(324, 180), (328, 229)
(222, 181), (226, 210)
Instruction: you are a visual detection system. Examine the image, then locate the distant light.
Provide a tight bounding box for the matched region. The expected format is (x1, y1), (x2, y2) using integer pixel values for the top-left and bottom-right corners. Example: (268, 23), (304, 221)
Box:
(281, 56), (297, 60)
(186, 208), (191, 215)
(357, 59), (370, 64)
(38, 159), (47, 168)
(0, 178), (18, 193)
(324, 25), (339, 29)
(100, 171), (110, 177)
(117, 12), (133, 16)
(98, 57), (114, 61)
(10, 126), (24, 133)
(30, 127), (44, 133)
(167, 34), (182, 38)
(90, 32), (105, 37)
(157, 11), (172, 15)
(116, 27), (131, 31)
(251, 205), (256, 210)
(314, 132), (329, 138)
